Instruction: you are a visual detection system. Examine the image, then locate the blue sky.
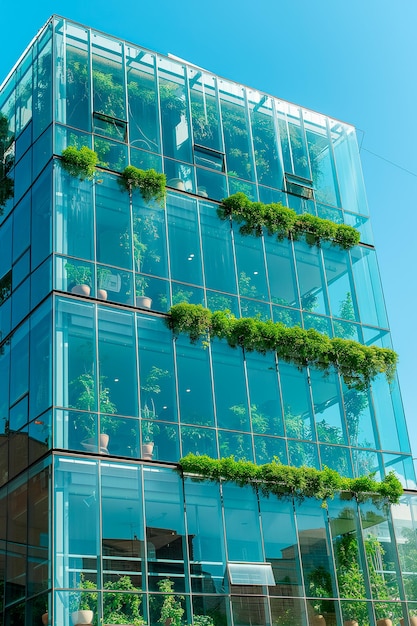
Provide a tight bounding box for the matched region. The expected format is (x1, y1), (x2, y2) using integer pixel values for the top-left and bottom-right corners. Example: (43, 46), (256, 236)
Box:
(2, 0), (417, 457)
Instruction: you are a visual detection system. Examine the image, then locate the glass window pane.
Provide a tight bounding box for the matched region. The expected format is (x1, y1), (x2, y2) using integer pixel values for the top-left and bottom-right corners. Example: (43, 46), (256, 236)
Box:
(280, 362), (313, 441)
(54, 457), (99, 586)
(158, 57), (191, 163)
(101, 463), (144, 586)
(176, 335), (214, 427)
(127, 47), (161, 153)
(249, 93), (282, 189)
(223, 483), (262, 561)
(167, 194), (203, 286)
(55, 164), (94, 260)
(246, 352), (283, 437)
(211, 342), (248, 431)
(144, 467), (186, 591)
(220, 81), (254, 182)
(92, 33), (125, 120)
(200, 200), (237, 294)
(260, 496), (303, 596)
(184, 477), (227, 593)
(96, 172), (131, 270)
(323, 244), (358, 323)
(294, 241), (329, 316)
(132, 192), (168, 278)
(350, 247), (388, 328)
(98, 307), (138, 418)
(265, 235), (299, 308)
(310, 369), (346, 446)
(189, 70), (222, 153)
(295, 499), (338, 600)
(62, 24), (90, 131)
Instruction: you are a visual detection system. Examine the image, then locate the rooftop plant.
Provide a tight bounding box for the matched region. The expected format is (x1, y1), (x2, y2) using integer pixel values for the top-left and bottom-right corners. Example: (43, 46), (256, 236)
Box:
(166, 303), (398, 389)
(178, 453), (403, 506)
(218, 192), (360, 250)
(61, 146), (99, 180)
(121, 165), (167, 206)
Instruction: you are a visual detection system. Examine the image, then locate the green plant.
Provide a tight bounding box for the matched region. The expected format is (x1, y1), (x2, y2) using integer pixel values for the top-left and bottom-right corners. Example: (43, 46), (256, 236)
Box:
(61, 146), (98, 180)
(178, 454), (403, 505)
(135, 275), (149, 298)
(103, 575), (145, 626)
(157, 579), (184, 626)
(238, 271), (258, 298)
(65, 262), (92, 287)
(307, 565), (334, 615)
(70, 373), (118, 439)
(218, 192), (360, 250)
(193, 616), (215, 626)
(141, 366), (169, 442)
(166, 303), (398, 390)
(70, 575), (97, 613)
(121, 166), (166, 206)
(97, 267), (112, 289)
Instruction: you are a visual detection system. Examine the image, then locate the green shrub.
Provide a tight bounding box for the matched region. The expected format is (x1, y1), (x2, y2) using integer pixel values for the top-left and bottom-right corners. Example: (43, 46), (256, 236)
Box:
(61, 146), (98, 180)
(121, 165), (166, 205)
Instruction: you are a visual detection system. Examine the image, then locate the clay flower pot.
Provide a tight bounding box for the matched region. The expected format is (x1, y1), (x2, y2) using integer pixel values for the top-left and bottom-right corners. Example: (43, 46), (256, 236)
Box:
(71, 284), (91, 297)
(71, 610), (94, 626)
(142, 442), (155, 460)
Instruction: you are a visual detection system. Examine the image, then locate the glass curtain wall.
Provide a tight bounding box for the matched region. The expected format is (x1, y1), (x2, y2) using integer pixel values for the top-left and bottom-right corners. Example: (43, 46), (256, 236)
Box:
(52, 457), (417, 626)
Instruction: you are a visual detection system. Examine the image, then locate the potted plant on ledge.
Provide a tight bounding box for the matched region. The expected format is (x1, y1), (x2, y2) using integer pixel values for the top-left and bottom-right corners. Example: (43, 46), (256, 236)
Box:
(70, 372), (118, 453)
(140, 366), (169, 459)
(135, 275), (151, 309)
(66, 262), (92, 297)
(70, 575), (97, 626)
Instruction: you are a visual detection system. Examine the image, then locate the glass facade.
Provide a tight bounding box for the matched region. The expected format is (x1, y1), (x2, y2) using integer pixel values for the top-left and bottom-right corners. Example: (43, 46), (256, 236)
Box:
(0, 15), (416, 626)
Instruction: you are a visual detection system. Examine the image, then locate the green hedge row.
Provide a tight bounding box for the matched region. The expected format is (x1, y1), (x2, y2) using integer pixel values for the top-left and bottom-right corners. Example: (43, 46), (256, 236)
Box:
(218, 192), (360, 249)
(167, 303), (397, 389)
(179, 454), (403, 505)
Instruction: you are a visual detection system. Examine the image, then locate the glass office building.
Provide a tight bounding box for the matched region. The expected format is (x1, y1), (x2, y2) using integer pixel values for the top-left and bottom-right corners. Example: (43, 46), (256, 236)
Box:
(1, 15), (417, 626)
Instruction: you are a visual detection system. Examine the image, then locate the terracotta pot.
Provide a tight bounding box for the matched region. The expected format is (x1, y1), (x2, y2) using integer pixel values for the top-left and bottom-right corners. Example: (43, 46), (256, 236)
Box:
(400, 619), (417, 626)
(71, 610), (94, 625)
(311, 616), (326, 626)
(42, 612), (49, 625)
(344, 621), (358, 626)
(71, 284), (91, 297)
(136, 295), (152, 309)
(97, 289), (108, 300)
(142, 442), (154, 460)
(377, 620), (393, 626)
(99, 434), (110, 452)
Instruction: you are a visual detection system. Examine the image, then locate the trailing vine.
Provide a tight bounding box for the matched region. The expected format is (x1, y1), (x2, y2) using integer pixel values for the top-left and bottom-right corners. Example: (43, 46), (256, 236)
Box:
(166, 303), (397, 389)
(178, 454), (403, 505)
(218, 192), (360, 249)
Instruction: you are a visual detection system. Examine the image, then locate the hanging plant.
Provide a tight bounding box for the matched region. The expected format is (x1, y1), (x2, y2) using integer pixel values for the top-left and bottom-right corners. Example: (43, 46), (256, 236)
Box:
(166, 303), (398, 389)
(61, 146), (99, 180)
(218, 192), (360, 249)
(178, 453), (403, 505)
(121, 165), (166, 206)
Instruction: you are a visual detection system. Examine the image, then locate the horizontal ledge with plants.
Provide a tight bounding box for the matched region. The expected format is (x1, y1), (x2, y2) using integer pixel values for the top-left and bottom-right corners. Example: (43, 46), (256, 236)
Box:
(218, 192), (361, 250)
(60, 147), (167, 205)
(178, 454), (403, 505)
(166, 303), (397, 389)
